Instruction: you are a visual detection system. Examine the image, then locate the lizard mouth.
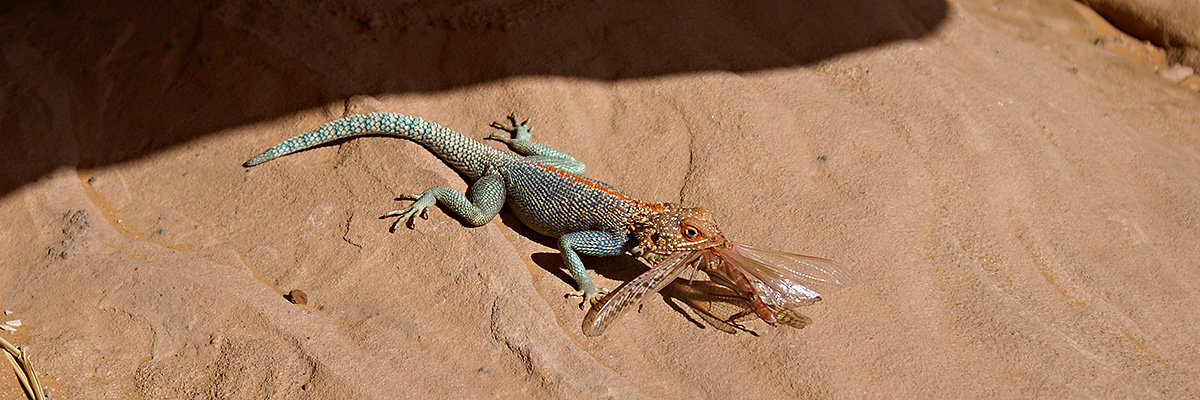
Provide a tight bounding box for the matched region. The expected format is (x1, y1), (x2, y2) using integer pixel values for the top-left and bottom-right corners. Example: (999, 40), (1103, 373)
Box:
(638, 238), (726, 265)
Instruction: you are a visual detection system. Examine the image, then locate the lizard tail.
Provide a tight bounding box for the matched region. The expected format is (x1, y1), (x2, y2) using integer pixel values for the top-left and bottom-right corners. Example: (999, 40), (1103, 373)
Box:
(243, 112), (507, 179)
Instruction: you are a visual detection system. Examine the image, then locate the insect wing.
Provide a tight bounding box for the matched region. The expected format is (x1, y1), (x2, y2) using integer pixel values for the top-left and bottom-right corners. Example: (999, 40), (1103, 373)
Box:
(716, 243), (848, 306)
(582, 250), (701, 336)
(769, 304), (813, 329)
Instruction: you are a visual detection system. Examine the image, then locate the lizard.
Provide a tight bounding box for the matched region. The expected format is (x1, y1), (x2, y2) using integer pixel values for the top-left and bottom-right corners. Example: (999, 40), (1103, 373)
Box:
(244, 112), (845, 334)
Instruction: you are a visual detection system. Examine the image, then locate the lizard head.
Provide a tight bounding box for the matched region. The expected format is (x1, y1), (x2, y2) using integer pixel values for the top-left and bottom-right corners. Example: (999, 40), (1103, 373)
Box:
(629, 204), (728, 264)
(586, 203), (845, 336)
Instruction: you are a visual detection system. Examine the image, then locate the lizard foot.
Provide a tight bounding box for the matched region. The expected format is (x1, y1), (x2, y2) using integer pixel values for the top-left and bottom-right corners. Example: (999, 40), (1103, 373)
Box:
(487, 113), (533, 142)
(382, 192), (435, 232)
(565, 287), (611, 309)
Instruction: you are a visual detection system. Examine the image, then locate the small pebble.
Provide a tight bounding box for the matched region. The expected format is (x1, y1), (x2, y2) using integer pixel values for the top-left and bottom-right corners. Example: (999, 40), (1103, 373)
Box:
(1159, 65), (1194, 83)
(285, 290), (308, 305)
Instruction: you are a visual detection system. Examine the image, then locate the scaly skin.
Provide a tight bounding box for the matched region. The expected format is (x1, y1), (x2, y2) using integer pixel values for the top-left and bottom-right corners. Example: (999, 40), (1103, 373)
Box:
(244, 112), (727, 305)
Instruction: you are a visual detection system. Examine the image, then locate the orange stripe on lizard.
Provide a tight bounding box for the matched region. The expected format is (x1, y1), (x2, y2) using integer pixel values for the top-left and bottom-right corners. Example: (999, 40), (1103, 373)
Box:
(533, 162), (666, 212)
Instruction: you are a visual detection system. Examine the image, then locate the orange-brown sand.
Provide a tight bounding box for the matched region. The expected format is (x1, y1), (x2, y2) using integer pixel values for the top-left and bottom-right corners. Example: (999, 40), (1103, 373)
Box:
(2, 0), (1198, 398)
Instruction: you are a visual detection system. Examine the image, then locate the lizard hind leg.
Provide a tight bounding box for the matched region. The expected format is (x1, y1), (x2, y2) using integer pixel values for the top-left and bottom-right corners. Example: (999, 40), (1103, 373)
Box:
(382, 173), (506, 231)
(487, 113), (586, 175)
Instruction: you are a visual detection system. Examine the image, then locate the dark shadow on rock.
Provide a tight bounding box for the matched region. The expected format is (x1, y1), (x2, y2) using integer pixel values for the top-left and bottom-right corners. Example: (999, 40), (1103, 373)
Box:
(1, 0), (947, 195)
(530, 252), (575, 289)
(528, 250), (648, 293)
(496, 208), (556, 248)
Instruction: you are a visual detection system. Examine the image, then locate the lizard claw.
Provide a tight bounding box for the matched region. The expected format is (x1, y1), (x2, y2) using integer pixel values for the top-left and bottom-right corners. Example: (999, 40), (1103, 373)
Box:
(395, 193), (421, 201)
(566, 287), (611, 309)
(382, 192), (436, 232)
(488, 113), (533, 141)
(484, 131), (511, 143)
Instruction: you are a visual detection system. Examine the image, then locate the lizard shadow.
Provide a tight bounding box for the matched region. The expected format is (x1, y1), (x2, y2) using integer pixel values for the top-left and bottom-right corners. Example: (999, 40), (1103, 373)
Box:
(488, 206), (651, 295)
(506, 207), (748, 333)
(528, 248), (763, 334)
(493, 206), (647, 286)
(528, 250), (719, 331)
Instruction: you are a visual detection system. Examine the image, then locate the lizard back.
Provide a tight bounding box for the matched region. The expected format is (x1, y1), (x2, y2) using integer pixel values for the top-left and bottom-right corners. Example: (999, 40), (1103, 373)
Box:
(500, 160), (658, 238)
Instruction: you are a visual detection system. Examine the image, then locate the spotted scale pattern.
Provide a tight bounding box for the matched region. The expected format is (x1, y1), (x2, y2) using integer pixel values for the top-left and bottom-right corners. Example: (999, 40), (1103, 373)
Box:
(244, 112), (513, 181)
(501, 161), (650, 237)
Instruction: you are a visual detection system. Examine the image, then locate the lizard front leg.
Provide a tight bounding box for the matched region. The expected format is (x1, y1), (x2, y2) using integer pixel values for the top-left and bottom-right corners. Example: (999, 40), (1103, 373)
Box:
(383, 172), (505, 231)
(487, 113), (586, 175)
(558, 231), (629, 306)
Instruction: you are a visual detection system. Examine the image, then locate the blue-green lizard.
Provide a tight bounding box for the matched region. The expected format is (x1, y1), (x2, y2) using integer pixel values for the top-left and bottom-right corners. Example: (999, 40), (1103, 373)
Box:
(245, 112), (846, 336)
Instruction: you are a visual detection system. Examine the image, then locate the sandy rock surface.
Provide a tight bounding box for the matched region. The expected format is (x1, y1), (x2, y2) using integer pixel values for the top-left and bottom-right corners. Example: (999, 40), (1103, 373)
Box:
(1078, 0), (1200, 68)
(2, 0), (1199, 398)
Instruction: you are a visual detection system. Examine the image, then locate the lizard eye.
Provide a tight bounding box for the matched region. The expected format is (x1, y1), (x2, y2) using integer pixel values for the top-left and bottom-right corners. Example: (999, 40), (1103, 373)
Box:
(682, 225), (700, 240)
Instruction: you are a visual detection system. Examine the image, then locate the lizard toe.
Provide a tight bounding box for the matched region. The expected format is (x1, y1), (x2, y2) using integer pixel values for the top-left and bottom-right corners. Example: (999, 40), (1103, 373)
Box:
(484, 131), (512, 143)
(383, 209), (417, 232)
(566, 287), (610, 309)
(588, 288), (610, 305)
(382, 197), (435, 231)
(489, 120), (515, 132)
